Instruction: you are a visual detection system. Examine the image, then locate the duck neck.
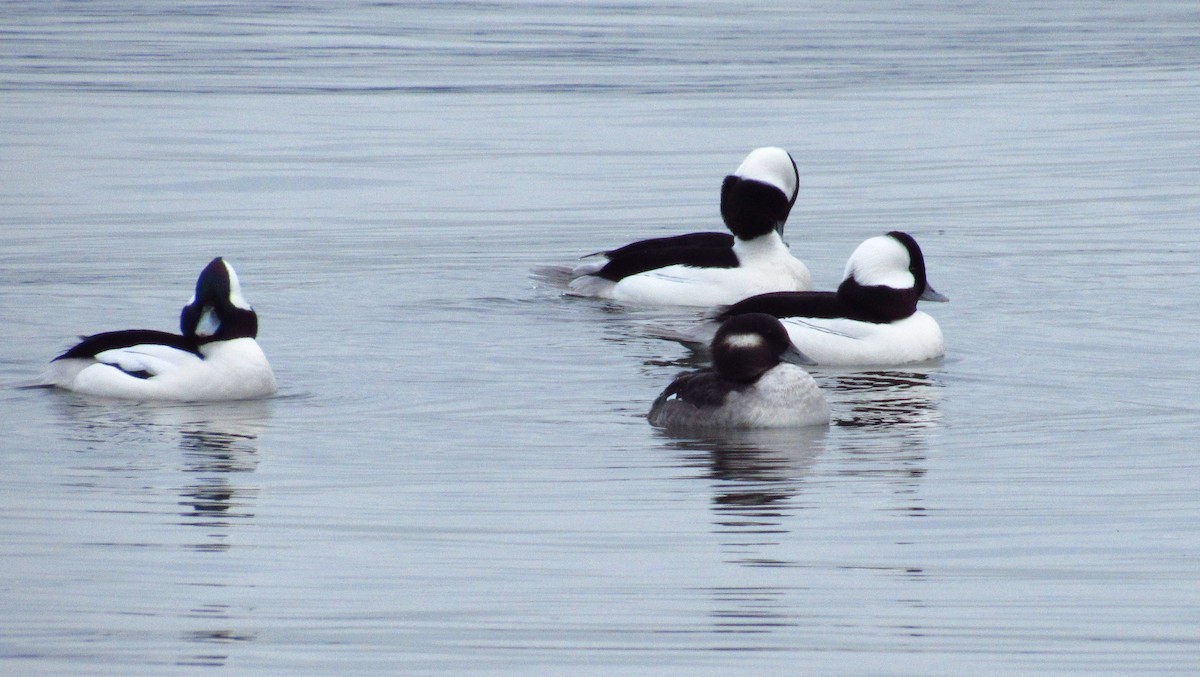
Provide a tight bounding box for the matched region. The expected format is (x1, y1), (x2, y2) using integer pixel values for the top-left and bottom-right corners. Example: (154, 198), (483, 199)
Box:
(733, 231), (787, 260)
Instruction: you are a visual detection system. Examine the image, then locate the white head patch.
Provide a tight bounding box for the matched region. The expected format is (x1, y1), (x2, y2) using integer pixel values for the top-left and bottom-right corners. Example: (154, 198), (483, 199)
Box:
(195, 306), (220, 337)
(723, 332), (765, 350)
(733, 147), (798, 200)
(844, 235), (915, 289)
(224, 261), (252, 310)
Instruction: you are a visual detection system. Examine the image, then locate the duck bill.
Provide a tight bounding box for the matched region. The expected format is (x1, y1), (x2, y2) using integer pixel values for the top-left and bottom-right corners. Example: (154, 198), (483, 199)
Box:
(920, 284), (949, 302)
(780, 343), (817, 367)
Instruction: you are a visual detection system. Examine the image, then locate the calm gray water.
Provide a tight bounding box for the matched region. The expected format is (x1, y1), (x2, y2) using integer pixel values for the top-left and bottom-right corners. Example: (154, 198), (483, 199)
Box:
(2, 2), (1199, 674)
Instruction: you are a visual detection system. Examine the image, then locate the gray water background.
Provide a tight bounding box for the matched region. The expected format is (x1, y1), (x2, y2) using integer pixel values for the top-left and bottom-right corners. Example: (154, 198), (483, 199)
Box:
(2, 2), (1199, 674)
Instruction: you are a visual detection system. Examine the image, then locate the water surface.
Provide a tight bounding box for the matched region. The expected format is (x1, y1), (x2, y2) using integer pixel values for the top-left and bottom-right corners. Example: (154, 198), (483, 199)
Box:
(2, 2), (1199, 674)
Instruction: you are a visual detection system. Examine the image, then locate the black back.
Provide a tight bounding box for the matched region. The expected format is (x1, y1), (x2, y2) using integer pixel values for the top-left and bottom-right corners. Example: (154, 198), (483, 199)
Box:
(604, 231), (734, 256)
(596, 232), (738, 282)
(653, 369), (743, 409)
(719, 291), (846, 322)
(54, 329), (199, 361)
(719, 285), (917, 325)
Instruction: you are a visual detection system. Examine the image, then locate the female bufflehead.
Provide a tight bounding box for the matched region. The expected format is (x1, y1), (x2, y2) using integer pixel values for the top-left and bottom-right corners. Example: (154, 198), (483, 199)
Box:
(533, 147), (812, 306)
(683, 231), (948, 367)
(41, 257), (277, 401)
(649, 313), (829, 429)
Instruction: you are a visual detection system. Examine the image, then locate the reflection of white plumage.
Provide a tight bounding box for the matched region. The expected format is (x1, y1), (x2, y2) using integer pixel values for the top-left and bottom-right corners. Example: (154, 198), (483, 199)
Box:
(668, 231), (948, 367)
(41, 258), (277, 401)
(649, 313), (829, 430)
(532, 147), (812, 306)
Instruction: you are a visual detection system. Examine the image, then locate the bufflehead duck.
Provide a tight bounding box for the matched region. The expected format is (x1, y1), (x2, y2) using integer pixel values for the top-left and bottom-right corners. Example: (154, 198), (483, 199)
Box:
(41, 257), (277, 401)
(673, 231), (948, 367)
(648, 313), (829, 429)
(532, 147), (812, 306)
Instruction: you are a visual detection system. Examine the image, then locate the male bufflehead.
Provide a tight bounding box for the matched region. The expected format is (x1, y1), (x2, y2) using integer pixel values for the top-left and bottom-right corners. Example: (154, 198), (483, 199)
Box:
(41, 257), (277, 401)
(648, 313), (829, 430)
(675, 231), (948, 367)
(533, 147), (812, 306)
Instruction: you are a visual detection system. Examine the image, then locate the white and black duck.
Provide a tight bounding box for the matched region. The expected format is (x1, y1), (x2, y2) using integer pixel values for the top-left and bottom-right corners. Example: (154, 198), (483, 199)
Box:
(666, 231), (948, 367)
(41, 257), (277, 401)
(533, 147), (812, 306)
